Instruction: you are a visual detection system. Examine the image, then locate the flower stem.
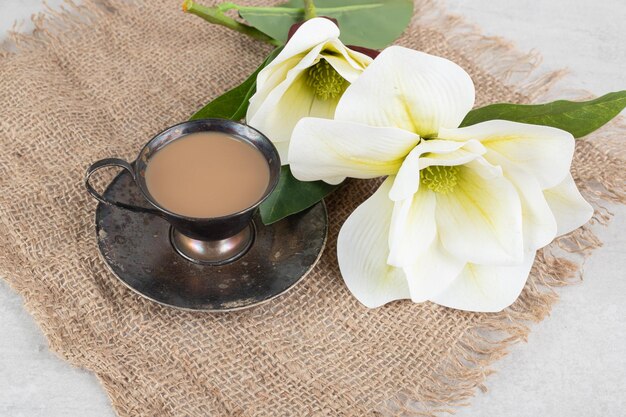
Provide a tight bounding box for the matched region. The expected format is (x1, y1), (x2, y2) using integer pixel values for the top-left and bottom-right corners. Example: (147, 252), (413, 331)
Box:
(182, 0), (281, 46)
(303, 0), (317, 20)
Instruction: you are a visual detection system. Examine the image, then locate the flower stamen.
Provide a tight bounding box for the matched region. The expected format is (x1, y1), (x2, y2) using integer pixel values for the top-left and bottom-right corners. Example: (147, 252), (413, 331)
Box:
(422, 165), (459, 194)
(306, 58), (347, 100)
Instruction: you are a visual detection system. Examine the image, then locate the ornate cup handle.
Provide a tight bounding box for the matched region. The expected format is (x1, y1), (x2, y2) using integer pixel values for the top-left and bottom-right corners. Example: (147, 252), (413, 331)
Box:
(84, 158), (163, 217)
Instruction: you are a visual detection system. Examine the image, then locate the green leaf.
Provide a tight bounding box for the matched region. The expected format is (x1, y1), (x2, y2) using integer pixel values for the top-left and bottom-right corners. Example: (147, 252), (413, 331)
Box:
(238, 0), (413, 49)
(260, 165), (340, 225)
(460, 91), (626, 138)
(190, 47), (282, 120)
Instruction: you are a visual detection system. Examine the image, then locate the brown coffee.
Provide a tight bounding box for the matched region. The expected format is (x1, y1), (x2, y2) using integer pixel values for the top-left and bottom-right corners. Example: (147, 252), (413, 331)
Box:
(145, 132), (270, 218)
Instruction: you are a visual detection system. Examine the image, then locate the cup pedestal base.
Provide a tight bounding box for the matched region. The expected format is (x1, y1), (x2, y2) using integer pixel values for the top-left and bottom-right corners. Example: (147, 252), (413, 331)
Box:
(170, 223), (255, 266)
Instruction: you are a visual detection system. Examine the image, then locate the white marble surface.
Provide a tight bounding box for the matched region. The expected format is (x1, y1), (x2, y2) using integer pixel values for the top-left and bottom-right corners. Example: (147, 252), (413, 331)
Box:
(1, 0), (625, 416)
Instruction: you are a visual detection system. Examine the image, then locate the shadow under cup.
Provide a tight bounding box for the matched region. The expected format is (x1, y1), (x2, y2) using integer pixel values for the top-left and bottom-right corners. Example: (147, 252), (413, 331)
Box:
(85, 119), (281, 265)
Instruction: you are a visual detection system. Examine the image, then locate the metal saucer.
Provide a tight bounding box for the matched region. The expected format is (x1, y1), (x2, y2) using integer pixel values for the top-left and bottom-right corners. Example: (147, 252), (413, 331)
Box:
(94, 172), (328, 312)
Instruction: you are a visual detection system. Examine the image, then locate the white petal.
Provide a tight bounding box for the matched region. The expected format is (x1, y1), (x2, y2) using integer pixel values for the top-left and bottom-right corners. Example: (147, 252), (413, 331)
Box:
(338, 177), (410, 308)
(308, 88), (339, 120)
(389, 139), (486, 202)
(322, 41), (372, 83)
(544, 174), (593, 236)
(248, 55), (303, 117)
(251, 34), (369, 125)
(247, 23), (370, 149)
(440, 120), (575, 189)
(436, 160), (524, 265)
(270, 17), (340, 69)
(486, 150), (557, 251)
(273, 141), (290, 165)
(388, 187), (437, 267)
(430, 252), (536, 312)
(322, 54), (363, 84)
(252, 41), (325, 118)
(403, 239), (465, 302)
(335, 46), (475, 136)
(248, 49), (326, 144)
(288, 118), (420, 184)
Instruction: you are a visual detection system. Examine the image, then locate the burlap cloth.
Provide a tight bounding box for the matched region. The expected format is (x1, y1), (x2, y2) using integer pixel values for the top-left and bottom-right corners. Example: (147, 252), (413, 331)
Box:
(0, 0), (624, 415)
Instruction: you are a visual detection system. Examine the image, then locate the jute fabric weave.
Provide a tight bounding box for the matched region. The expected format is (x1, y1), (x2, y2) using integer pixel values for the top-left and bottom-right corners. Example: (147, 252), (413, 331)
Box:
(0, 1), (624, 415)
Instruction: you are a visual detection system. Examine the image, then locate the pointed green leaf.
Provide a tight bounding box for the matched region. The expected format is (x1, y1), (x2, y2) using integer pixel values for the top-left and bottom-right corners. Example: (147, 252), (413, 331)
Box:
(260, 165), (340, 225)
(190, 47), (282, 120)
(460, 91), (626, 138)
(238, 0), (413, 49)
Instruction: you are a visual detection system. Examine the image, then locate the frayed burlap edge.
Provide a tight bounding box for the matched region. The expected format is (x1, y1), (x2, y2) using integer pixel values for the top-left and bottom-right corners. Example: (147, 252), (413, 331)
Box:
(1, 1), (625, 416)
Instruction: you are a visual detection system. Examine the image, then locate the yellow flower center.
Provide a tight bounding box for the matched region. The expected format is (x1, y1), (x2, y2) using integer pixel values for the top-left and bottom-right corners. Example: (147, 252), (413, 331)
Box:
(306, 59), (347, 100)
(422, 165), (459, 194)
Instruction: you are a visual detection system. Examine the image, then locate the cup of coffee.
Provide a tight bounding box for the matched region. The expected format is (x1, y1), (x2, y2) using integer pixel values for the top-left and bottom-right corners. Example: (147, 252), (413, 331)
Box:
(85, 119), (280, 265)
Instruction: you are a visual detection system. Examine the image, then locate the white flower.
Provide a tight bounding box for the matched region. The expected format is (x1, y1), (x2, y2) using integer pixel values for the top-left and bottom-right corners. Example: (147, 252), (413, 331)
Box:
(246, 17), (372, 163)
(288, 46), (593, 312)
